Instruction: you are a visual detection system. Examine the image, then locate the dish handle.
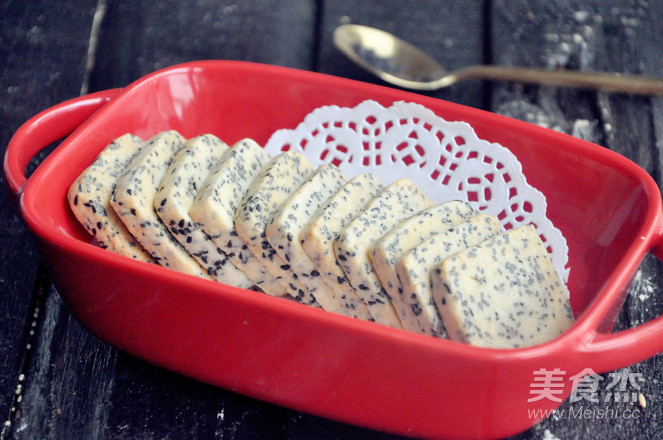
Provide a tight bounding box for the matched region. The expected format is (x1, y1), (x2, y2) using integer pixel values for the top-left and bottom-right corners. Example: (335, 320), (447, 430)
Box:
(577, 218), (663, 373)
(3, 89), (121, 204)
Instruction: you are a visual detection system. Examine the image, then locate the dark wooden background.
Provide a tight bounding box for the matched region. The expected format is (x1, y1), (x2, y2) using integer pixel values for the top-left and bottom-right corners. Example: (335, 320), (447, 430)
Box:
(2, 1), (663, 439)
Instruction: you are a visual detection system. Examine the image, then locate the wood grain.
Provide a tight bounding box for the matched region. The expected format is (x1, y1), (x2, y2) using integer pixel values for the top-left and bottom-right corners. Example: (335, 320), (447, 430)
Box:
(88, 0), (318, 91)
(0, 0), (97, 432)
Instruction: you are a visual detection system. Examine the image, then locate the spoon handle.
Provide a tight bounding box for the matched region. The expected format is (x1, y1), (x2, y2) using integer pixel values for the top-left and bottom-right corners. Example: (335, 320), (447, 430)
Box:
(453, 65), (663, 96)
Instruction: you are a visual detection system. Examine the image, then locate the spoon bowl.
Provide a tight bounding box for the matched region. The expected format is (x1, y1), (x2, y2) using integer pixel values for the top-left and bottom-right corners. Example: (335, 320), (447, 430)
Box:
(333, 24), (448, 90)
(334, 24), (663, 95)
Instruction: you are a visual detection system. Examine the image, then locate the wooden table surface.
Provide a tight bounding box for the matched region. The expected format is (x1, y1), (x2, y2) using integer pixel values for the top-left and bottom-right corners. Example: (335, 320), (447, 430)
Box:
(2, 1), (663, 439)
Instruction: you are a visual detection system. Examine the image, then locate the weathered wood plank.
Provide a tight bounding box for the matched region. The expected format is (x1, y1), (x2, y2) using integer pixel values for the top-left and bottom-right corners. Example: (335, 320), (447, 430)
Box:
(9, 287), (117, 439)
(491, 1), (663, 438)
(103, 353), (293, 439)
(0, 0), (98, 433)
(88, 0), (318, 92)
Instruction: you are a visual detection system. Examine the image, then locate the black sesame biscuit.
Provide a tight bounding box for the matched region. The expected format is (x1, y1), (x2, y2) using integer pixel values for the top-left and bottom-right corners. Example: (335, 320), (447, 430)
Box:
(395, 214), (501, 337)
(154, 135), (255, 288)
(431, 224), (575, 349)
(334, 178), (432, 328)
(369, 201), (477, 331)
(265, 164), (348, 315)
(111, 130), (209, 278)
(234, 151), (317, 303)
(301, 173), (381, 320)
(189, 139), (286, 296)
(67, 133), (153, 262)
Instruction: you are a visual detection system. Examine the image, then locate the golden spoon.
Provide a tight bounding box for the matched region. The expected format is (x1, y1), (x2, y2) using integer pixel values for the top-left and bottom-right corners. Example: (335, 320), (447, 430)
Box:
(333, 24), (663, 95)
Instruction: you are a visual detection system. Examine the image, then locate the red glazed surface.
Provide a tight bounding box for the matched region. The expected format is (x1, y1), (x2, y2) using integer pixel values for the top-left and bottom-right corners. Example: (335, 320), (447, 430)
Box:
(5, 61), (663, 440)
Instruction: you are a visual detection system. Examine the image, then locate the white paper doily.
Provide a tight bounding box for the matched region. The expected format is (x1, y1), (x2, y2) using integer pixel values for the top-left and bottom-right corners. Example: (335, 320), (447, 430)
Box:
(265, 100), (569, 283)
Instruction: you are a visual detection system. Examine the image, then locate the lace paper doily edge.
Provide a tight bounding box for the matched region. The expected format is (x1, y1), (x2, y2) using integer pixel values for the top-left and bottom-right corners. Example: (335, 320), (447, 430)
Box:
(265, 99), (571, 285)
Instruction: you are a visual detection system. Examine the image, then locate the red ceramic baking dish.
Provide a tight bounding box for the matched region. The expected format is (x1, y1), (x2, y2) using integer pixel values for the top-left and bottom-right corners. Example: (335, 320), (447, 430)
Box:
(5, 61), (663, 440)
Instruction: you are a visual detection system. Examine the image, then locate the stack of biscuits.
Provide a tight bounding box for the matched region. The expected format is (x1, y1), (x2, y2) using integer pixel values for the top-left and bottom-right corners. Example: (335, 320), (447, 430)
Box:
(68, 131), (575, 349)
